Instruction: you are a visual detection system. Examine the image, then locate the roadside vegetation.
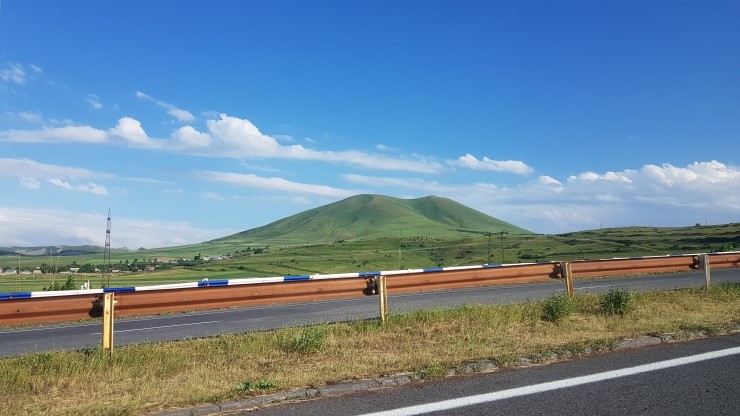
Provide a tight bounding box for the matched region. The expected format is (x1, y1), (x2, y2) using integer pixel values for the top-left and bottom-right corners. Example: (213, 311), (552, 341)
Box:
(1, 283), (738, 416)
(2, 222), (739, 293)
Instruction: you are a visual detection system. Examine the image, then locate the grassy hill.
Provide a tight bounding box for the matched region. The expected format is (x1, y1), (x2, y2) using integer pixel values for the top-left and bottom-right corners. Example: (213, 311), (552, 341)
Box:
(216, 194), (530, 245)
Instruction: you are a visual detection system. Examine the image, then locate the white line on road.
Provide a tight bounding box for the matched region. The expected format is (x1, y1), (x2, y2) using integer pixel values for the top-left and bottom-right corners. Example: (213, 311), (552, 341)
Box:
(92, 320), (222, 334)
(357, 346), (740, 416)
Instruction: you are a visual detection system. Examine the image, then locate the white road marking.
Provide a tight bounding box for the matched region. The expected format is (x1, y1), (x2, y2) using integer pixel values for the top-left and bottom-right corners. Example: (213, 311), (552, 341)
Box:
(357, 346), (740, 416)
(91, 320), (221, 334)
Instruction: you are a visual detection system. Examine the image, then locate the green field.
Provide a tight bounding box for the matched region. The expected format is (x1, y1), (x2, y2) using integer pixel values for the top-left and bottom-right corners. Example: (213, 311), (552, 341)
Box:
(2, 222), (738, 293)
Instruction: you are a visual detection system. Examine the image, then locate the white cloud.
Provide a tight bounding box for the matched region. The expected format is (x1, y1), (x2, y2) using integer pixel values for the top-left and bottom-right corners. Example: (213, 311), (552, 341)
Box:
(0, 125), (108, 143)
(537, 175), (563, 187)
(0, 208), (231, 248)
(0, 114), (445, 173)
(77, 182), (108, 195)
(175, 114), (445, 173)
(136, 91), (195, 122)
(205, 114), (283, 156)
(47, 178), (72, 190)
(376, 144), (398, 152)
(18, 176), (41, 189)
(450, 153), (534, 175)
(47, 178), (108, 195)
(192, 114), (434, 172)
(199, 170), (357, 197)
(201, 191), (225, 201)
(343, 173), (446, 193)
(0, 63), (27, 85)
(86, 94), (103, 110)
(3, 111), (43, 123)
(567, 171), (632, 183)
(171, 125), (211, 148)
(30, 64), (43, 74)
(109, 117), (158, 147)
(0, 158), (108, 180)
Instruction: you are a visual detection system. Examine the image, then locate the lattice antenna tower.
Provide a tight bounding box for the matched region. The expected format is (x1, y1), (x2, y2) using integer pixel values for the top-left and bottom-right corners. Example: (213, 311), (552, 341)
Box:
(103, 209), (111, 287)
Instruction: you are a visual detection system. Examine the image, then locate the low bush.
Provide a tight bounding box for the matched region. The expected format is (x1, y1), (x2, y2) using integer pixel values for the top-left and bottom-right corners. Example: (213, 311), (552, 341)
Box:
(600, 287), (633, 316)
(542, 294), (573, 322)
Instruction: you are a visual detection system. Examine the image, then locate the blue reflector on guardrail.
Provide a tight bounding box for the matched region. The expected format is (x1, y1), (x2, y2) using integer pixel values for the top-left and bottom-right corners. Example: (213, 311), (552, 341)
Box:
(284, 275), (310, 282)
(359, 271), (380, 277)
(198, 279), (228, 287)
(103, 287), (136, 293)
(0, 292), (32, 300)
(423, 267), (444, 272)
(483, 263), (502, 268)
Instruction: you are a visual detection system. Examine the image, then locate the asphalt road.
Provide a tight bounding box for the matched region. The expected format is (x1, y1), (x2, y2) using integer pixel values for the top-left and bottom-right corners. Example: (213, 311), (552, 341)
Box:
(0, 269), (738, 358)
(238, 333), (740, 415)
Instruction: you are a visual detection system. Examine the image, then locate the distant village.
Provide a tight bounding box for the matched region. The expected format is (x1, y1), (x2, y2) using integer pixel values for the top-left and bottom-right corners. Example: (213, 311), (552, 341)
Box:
(0, 255), (232, 276)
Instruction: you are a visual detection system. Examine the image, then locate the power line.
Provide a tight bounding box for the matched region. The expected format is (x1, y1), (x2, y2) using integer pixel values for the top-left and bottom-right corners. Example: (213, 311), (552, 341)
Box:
(103, 209), (111, 288)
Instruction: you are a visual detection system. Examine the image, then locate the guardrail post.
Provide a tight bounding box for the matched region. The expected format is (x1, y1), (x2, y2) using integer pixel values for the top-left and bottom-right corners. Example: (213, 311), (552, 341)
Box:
(102, 292), (115, 356)
(562, 262), (574, 298)
(701, 254), (711, 290)
(378, 275), (389, 325)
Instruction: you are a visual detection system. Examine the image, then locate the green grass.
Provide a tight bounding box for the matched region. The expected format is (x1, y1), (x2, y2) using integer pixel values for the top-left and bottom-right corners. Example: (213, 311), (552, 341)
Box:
(1, 283), (739, 416)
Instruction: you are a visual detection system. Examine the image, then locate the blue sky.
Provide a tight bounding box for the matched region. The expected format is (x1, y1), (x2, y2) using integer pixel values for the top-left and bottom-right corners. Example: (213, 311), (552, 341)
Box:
(1, 0), (739, 249)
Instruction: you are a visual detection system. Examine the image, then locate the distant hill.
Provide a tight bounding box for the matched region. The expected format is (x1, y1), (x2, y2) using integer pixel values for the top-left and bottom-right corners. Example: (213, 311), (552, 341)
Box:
(214, 194), (531, 245)
(0, 246), (102, 257)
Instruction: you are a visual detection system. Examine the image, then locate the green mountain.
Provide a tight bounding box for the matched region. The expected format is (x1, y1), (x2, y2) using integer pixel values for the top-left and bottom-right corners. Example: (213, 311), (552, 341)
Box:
(215, 194), (531, 245)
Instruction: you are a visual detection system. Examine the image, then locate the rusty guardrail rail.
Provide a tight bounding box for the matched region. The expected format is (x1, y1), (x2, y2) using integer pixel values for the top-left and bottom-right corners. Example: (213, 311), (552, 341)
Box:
(1, 252), (739, 325)
(568, 255), (700, 277)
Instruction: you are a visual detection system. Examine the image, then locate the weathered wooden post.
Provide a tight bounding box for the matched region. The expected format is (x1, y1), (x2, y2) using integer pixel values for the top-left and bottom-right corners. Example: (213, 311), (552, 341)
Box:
(102, 292), (115, 355)
(378, 275), (389, 324)
(562, 262), (574, 298)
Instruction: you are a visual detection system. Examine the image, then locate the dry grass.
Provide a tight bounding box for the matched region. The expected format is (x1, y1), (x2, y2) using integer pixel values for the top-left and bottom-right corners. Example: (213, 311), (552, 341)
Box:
(1, 284), (739, 415)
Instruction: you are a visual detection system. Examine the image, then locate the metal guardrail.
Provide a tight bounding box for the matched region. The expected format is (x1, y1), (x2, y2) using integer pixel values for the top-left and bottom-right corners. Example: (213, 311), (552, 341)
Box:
(1, 251), (739, 325)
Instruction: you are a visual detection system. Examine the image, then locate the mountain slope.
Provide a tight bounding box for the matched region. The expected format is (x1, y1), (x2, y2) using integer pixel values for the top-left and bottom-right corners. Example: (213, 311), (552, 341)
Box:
(216, 194), (530, 245)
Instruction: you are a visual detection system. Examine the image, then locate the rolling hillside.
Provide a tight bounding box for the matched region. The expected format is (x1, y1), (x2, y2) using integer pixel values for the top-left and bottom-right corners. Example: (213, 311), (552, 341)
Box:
(214, 194), (531, 245)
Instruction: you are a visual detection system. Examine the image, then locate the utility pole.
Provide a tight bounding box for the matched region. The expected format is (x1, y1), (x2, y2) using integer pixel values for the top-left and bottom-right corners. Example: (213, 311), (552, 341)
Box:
(499, 231), (507, 264)
(487, 232), (492, 264)
(103, 209), (111, 288)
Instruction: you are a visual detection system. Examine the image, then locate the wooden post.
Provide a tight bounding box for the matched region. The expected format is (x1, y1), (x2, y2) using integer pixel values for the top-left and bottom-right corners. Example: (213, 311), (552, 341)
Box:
(562, 262), (574, 298)
(378, 275), (389, 325)
(702, 254), (711, 290)
(102, 292), (115, 355)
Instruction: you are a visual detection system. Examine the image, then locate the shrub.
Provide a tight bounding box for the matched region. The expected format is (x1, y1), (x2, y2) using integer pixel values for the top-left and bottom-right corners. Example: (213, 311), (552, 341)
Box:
(600, 288), (633, 316)
(43, 276), (77, 291)
(542, 294), (573, 322)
